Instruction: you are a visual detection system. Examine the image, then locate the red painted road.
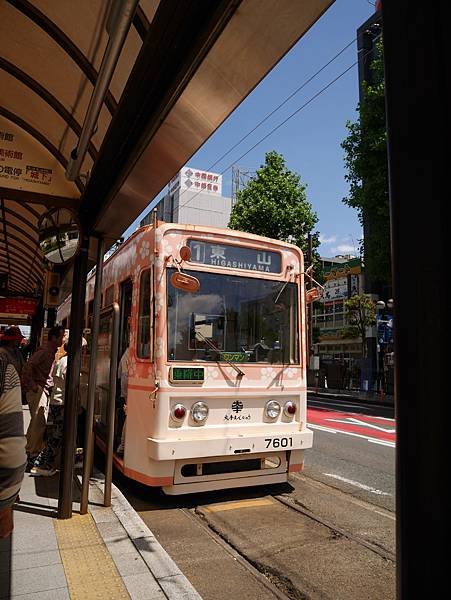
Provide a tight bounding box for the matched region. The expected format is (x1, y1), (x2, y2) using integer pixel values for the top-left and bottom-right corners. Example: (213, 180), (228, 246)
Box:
(307, 407), (396, 444)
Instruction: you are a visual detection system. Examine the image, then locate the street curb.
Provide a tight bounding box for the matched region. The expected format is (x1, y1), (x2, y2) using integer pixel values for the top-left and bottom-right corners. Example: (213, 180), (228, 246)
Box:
(307, 389), (394, 406)
(89, 470), (203, 600)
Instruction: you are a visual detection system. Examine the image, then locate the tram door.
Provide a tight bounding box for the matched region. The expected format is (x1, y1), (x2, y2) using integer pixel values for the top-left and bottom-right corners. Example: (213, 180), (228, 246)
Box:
(116, 279), (133, 450)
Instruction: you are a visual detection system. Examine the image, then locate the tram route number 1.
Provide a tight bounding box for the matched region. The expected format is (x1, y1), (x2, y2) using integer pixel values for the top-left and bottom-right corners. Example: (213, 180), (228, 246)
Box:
(265, 437), (293, 449)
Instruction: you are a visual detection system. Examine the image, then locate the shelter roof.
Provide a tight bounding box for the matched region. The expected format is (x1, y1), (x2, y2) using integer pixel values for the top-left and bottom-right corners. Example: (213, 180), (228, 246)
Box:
(0, 0), (333, 300)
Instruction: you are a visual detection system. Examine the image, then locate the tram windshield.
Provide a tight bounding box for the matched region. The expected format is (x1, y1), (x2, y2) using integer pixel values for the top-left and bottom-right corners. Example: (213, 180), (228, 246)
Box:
(167, 269), (299, 364)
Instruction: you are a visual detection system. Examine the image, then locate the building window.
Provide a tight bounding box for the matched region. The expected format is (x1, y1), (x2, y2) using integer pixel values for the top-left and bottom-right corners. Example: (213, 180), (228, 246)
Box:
(137, 270), (151, 359)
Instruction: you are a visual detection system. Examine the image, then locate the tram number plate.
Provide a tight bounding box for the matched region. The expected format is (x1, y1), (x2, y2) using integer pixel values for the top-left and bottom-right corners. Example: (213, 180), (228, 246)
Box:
(265, 437), (293, 449)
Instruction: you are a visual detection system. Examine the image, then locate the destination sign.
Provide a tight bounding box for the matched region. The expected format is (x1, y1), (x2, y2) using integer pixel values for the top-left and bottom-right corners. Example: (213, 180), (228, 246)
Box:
(188, 240), (281, 273)
(169, 367), (205, 383)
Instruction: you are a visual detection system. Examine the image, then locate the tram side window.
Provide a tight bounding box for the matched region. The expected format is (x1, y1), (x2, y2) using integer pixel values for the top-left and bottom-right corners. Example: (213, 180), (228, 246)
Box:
(105, 285), (114, 307)
(137, 269), (151, 359)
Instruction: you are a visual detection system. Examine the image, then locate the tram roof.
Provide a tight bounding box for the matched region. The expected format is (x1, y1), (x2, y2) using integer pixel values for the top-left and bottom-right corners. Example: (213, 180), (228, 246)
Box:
(0, 0), (333, 301)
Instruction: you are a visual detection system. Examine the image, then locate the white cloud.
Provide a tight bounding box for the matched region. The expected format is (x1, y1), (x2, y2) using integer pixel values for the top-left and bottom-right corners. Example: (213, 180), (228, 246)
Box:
(330, 243), (356, 255)
(319, 234), (337, 244)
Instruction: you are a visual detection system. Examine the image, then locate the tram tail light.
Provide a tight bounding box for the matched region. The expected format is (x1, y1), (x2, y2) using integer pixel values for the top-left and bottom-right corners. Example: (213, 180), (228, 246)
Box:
(172, 404), (187, 421)
(284, 401), (297, 417)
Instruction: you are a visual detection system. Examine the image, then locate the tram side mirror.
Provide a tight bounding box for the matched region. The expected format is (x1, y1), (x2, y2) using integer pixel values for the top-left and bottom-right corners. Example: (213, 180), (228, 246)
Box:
(170, 271), (200, 293)
(179, 246), (192, 262)
(38, 208), (81, 265)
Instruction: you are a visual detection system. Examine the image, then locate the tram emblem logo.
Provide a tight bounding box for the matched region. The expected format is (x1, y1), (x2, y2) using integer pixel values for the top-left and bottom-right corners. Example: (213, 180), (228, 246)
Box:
(231, 400), (244, 413)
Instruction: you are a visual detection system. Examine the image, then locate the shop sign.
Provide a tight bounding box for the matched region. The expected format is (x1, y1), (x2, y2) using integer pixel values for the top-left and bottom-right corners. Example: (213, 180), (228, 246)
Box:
(0, 297), (38, 318)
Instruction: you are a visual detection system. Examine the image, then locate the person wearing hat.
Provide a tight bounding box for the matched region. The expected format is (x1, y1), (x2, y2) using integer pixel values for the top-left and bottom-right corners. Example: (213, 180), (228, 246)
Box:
(0, 326), (26, 377)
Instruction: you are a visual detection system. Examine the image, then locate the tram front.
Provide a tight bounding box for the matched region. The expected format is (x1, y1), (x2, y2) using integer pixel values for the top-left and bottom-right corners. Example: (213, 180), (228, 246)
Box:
(147, 224), (313, 494)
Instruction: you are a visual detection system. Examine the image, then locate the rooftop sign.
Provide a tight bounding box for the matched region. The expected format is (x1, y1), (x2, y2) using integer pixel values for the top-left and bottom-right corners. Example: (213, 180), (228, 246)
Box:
(169, 167), (222, 196)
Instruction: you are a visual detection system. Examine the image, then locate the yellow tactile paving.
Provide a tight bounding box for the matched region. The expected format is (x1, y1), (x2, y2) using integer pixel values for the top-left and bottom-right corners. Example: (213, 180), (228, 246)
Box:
(53, 513), (130, 599)
(202, 498), (275, 512)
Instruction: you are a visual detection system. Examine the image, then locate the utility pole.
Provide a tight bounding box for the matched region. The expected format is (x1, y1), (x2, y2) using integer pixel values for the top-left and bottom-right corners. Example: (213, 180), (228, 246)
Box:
(231, 165), (240, 208)
(231, 165), (255, 207)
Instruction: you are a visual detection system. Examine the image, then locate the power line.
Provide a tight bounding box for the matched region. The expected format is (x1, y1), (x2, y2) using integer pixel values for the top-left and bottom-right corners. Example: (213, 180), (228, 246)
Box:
(160, 38), (358, 210)
(178, 57), (360, 213)
(201, 38), (357, 174)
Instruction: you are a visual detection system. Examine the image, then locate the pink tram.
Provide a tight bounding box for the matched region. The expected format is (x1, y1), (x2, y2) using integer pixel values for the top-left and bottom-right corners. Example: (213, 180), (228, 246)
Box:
(59, 222), (314, 494)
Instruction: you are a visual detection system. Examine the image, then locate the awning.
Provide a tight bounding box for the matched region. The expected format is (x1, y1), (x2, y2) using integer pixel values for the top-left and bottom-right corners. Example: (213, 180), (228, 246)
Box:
(0, 0), (334, 299)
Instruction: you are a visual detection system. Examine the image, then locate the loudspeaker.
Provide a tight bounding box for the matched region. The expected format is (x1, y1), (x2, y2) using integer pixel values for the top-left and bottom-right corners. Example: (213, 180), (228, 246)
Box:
(43, 270), (60, 308)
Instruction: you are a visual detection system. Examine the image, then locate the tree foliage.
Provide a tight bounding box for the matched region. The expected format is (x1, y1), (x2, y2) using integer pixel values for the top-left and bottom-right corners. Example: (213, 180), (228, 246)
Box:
(341, 39), (391, 287)
(228, 151), (320, 260)
(342, 293), (376, 358)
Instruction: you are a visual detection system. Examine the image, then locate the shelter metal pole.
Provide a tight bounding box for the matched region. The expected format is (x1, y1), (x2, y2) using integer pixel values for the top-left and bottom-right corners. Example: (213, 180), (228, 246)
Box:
(58, 235), (90, 519)
(80, 236), (104, 514)
(383, 3), (449, 597)
(104, 303), (119, 507)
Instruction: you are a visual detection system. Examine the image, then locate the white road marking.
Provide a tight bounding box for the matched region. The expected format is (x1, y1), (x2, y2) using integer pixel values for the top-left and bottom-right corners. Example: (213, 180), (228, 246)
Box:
(291, 474), (396, 520)
(369, 439), (396, 448)
(324, 473), (391, 496)
(328, 417), (396, 433)
(308, 422), (395, 447)
(308, 423), (337, 433)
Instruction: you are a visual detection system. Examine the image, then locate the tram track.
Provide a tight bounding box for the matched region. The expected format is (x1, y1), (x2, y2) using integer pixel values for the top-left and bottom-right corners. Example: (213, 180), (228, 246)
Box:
(113, 456), (395, 599)
(181, 506), (305, 600)
(178, 479), (395, 600)
(272, 493), (395, 562)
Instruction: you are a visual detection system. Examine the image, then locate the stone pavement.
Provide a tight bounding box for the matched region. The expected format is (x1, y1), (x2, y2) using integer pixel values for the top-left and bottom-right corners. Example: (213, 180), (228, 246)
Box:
(0, 468), (202, 600)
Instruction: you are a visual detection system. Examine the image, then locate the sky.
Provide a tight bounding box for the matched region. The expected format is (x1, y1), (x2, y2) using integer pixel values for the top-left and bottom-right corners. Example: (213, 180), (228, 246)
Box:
(124, 0), (376, 259)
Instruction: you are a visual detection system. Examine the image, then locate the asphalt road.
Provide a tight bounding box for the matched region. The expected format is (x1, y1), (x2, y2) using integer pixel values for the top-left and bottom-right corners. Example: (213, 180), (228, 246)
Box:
(306, 407), (396, 512)
(111, 404), (396, 600)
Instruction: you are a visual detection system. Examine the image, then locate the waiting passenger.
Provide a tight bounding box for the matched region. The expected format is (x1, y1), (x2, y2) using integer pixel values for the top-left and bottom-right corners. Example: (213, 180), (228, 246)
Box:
(21, 326), (65, 469)
(0, 348), (26, 537)
(30, 343), (69, 477)
(0, 326), (26, 377)
(116, 345), (130, 457)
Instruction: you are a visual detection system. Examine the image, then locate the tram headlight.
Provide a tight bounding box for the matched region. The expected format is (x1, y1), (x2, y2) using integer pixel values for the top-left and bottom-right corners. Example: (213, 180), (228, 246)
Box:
(265, 400), (281, 419)
(284, 401), (297, 417)
(172, 403), (187, 421)
(191, 401), (209, 423)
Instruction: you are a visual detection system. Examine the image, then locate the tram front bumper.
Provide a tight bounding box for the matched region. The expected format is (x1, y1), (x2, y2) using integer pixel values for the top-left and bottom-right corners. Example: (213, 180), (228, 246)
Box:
(147, 429), (313, 461)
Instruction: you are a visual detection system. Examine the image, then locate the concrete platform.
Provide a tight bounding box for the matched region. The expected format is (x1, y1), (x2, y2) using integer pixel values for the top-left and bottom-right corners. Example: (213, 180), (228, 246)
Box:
(0, 468), (202, 599)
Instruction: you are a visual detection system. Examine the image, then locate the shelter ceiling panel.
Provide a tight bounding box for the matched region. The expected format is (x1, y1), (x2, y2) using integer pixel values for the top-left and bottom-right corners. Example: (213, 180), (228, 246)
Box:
(32, 0), (109, 72)
(1, 3), (96, 111)
(0, 2), (112, 152)
(0, 197), (43, 296)
(0, 72), (94, 180)
(109, 25), (143, 102)
(0, 247), (42, 286)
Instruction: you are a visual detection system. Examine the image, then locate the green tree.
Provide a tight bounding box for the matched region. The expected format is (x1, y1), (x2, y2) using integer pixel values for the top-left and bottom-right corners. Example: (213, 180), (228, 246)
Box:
(228, 151), (320, 260)
(341, 39), (390, 287)
(342, 293), (376, 358)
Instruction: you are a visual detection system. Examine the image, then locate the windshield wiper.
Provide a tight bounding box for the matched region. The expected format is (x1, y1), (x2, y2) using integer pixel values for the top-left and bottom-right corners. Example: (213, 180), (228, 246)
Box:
(195, 330), (245, 377)
(274, 280), (289, 304)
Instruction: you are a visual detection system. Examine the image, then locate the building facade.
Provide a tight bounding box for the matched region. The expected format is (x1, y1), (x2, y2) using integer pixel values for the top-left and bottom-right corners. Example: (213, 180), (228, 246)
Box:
(313, 256), (365, 365)
(141, 167), (232, 229)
